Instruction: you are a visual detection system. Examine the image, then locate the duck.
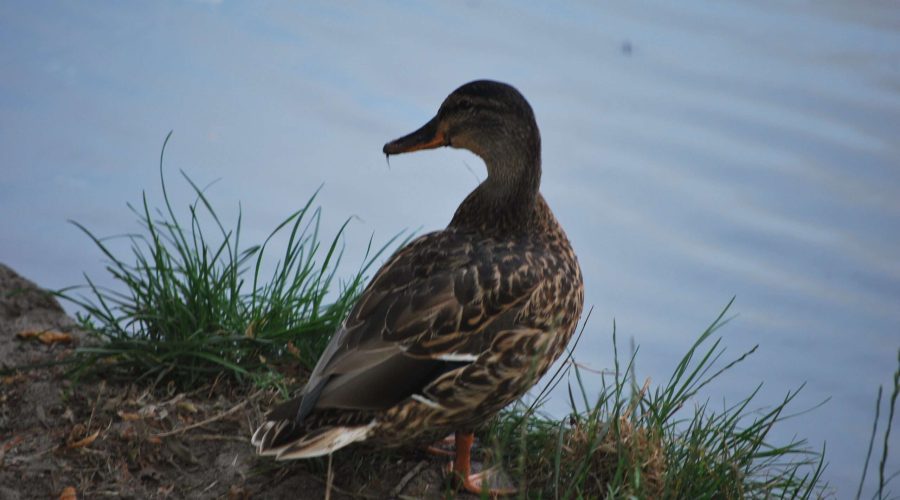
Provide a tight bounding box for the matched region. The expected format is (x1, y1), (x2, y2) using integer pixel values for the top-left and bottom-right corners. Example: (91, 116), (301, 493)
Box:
(252, 80), (584, 495)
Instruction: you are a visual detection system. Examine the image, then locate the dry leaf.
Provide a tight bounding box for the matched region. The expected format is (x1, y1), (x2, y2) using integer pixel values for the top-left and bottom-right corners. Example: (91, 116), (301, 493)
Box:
(177, 401), (198, 413)
(136, 404), (167, 420)
(118, 410), (141, 421)
(68, 430), (100, 449)
(286, 341), (301, 357)
(2, 373), (26, 385)
(228, 484), (250, 500)
(2, 435), (24, 451)
(16, 330), (74, 345)
(146, 436), (162, 445)
(59, 486), (77, 500)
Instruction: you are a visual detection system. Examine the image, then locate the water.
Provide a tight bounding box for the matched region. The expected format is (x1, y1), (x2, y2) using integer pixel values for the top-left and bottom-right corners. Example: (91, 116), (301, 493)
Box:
(1, 1), (898, 493)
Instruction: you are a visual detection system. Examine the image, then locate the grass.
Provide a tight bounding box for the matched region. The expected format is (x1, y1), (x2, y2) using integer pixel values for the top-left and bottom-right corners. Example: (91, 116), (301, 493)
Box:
(59, 132), (400, 389)
(482, 302), (830, 499)
(856, 348), (900, 500)
(55, 139), (899, 497)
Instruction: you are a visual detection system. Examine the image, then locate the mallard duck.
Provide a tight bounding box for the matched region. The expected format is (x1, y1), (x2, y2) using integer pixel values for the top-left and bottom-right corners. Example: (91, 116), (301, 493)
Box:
(252, 80), (584, 495)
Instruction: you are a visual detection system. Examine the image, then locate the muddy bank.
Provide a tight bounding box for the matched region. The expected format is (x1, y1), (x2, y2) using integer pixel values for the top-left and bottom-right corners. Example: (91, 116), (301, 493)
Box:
(0, 264), (463, 499)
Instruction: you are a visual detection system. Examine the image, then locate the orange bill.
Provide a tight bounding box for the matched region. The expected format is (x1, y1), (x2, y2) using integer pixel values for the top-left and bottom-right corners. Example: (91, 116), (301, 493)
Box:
(383, 116), (447, 155)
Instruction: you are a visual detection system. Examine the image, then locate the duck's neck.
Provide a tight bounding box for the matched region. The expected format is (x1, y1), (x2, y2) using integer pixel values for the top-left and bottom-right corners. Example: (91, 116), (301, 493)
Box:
(449, 143), (542, 235)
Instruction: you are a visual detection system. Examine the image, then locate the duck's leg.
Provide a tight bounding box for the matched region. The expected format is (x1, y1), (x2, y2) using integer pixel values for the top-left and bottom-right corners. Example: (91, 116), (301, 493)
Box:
(424, 433), (456, 457)
(449, 431), (516, 496)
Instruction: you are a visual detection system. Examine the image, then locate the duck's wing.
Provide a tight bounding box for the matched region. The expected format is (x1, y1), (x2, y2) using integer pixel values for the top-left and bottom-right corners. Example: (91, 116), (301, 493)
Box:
(271, 229), (540, 423)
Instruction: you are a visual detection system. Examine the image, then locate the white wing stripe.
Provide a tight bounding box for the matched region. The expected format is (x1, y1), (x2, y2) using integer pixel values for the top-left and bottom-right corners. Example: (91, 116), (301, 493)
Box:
(436, 352), (479, 362)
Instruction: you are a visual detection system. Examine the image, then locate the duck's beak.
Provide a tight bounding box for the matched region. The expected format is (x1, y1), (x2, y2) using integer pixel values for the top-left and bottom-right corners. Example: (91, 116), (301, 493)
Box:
(383, 116), (447, 155)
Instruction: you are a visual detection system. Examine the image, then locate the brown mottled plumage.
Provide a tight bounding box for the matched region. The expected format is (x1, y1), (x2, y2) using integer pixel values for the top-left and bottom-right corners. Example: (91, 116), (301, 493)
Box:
(252, 80), (583, 493)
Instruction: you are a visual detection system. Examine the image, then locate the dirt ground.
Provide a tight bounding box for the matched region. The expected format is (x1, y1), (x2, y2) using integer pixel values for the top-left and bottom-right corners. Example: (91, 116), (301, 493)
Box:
(0, 263), (479, 499)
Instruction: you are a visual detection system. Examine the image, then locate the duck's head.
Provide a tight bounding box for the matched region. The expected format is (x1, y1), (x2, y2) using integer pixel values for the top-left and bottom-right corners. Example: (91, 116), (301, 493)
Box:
(383, 80), (540, 170)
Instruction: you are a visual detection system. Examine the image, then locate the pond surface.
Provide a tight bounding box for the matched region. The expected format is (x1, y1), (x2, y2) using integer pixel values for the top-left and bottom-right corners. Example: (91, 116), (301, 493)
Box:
(2, 1), (898, 493)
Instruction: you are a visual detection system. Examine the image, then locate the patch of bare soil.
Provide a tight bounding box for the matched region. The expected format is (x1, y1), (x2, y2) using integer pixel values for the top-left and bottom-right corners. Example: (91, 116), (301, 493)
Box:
(0, 264), (477, 499)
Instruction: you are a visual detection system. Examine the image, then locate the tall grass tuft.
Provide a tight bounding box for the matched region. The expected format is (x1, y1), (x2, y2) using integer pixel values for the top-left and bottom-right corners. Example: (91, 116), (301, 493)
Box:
(485, 300), (829, 498)
(856, 348), (900, 500)
(59, 133), (399, 388)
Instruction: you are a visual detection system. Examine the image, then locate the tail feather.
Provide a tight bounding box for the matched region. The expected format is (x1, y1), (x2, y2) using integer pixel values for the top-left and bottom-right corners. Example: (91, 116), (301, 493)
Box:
(251, 420), (291, 456)
(252, 419), (376, 459)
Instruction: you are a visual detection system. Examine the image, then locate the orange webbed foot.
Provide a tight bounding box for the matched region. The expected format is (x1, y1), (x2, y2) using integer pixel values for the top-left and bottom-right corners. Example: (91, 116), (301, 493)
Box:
(446, 464), (517, 496)
(444, 431), (516, 496)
